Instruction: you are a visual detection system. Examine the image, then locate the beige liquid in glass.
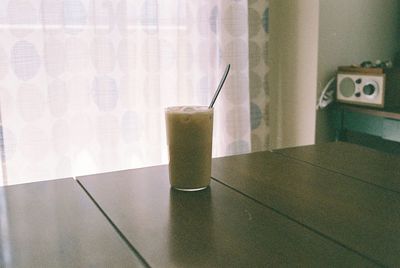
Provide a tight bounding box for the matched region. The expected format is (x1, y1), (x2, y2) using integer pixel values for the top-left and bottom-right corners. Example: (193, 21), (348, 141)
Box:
(165, 106), (213, 191)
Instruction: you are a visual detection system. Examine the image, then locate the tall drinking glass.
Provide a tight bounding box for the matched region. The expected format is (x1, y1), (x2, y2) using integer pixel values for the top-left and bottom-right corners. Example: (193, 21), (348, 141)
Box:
(165, 106), (214, 191)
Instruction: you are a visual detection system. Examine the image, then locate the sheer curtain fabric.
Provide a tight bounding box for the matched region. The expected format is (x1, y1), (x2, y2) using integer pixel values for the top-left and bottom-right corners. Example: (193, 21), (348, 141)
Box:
(0, 0), (251, 185)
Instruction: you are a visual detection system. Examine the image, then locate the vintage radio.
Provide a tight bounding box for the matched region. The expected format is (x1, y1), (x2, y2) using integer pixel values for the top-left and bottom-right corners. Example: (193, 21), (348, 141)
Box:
(336, 66), (400, 108)
(337, 66), (385, 107)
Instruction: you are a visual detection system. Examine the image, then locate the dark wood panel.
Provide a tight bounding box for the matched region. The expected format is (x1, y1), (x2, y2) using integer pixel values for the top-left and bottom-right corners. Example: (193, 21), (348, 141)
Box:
(275, 141), (400, 193)
(339, 104), (400, 120)
(211, 150), (400, 266)
(78, 166), (375, 267)
(343, 131), (400, 155)
(0, 179), (144, 267)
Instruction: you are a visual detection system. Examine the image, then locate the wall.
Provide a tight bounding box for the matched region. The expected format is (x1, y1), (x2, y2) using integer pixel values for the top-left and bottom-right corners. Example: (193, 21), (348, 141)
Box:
(269, 0), (319, 149)
(316, 0), (400, 143)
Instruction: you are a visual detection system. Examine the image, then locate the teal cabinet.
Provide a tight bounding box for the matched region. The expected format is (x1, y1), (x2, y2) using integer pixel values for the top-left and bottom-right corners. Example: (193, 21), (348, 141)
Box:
(334, 104), (400, 142)
(383, 119), (400, 142)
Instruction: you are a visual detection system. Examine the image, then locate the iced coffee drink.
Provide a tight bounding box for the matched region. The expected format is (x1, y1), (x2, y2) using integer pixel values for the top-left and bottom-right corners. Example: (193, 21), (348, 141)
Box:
(165, 106), (213, 191)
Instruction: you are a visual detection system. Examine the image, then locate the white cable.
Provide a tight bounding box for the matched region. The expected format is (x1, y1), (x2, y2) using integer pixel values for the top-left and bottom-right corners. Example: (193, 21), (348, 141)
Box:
(316, 76), (336, 110)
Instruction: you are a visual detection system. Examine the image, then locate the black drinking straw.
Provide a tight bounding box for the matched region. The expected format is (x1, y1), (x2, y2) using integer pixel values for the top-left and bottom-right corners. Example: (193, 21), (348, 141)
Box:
(208, 64), (231, 108)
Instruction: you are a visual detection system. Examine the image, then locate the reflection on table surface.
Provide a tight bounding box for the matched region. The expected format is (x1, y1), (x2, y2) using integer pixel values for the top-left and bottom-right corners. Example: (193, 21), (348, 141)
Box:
(0, 179), (143, 267)
(1, 142), (400, 267)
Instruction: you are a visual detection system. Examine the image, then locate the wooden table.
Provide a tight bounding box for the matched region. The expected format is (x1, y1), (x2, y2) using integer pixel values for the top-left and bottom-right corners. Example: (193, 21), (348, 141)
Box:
(2, 142), (399, 267)
(0, 178), (144, 267)
(77, 142), (399, 267)
(212, 142), (400, 266)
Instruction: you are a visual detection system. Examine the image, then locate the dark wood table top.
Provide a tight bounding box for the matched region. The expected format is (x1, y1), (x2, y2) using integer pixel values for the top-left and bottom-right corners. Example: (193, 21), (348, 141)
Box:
(78, 165), (376, 267)
(4, 142), (398, 267)
(0, 178), (144, 267)
(275, 141), (400, 193)
(212, 142), (400, 267)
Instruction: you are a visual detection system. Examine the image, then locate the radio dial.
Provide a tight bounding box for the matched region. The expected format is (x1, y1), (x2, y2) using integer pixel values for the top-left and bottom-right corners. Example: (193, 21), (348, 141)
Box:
(363, 83), (376, 96)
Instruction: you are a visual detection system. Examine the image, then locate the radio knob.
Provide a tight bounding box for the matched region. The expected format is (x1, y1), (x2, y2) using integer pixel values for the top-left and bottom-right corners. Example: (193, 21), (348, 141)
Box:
(355, 92), (361, 97)
(356, 78), (362, 84)
(363, 84), (376, 96)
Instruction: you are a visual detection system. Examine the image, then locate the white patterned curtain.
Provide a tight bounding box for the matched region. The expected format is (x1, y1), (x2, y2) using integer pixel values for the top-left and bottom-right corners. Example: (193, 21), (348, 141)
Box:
(248, 0), (269, 152)
(0, 0), (252, 185)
